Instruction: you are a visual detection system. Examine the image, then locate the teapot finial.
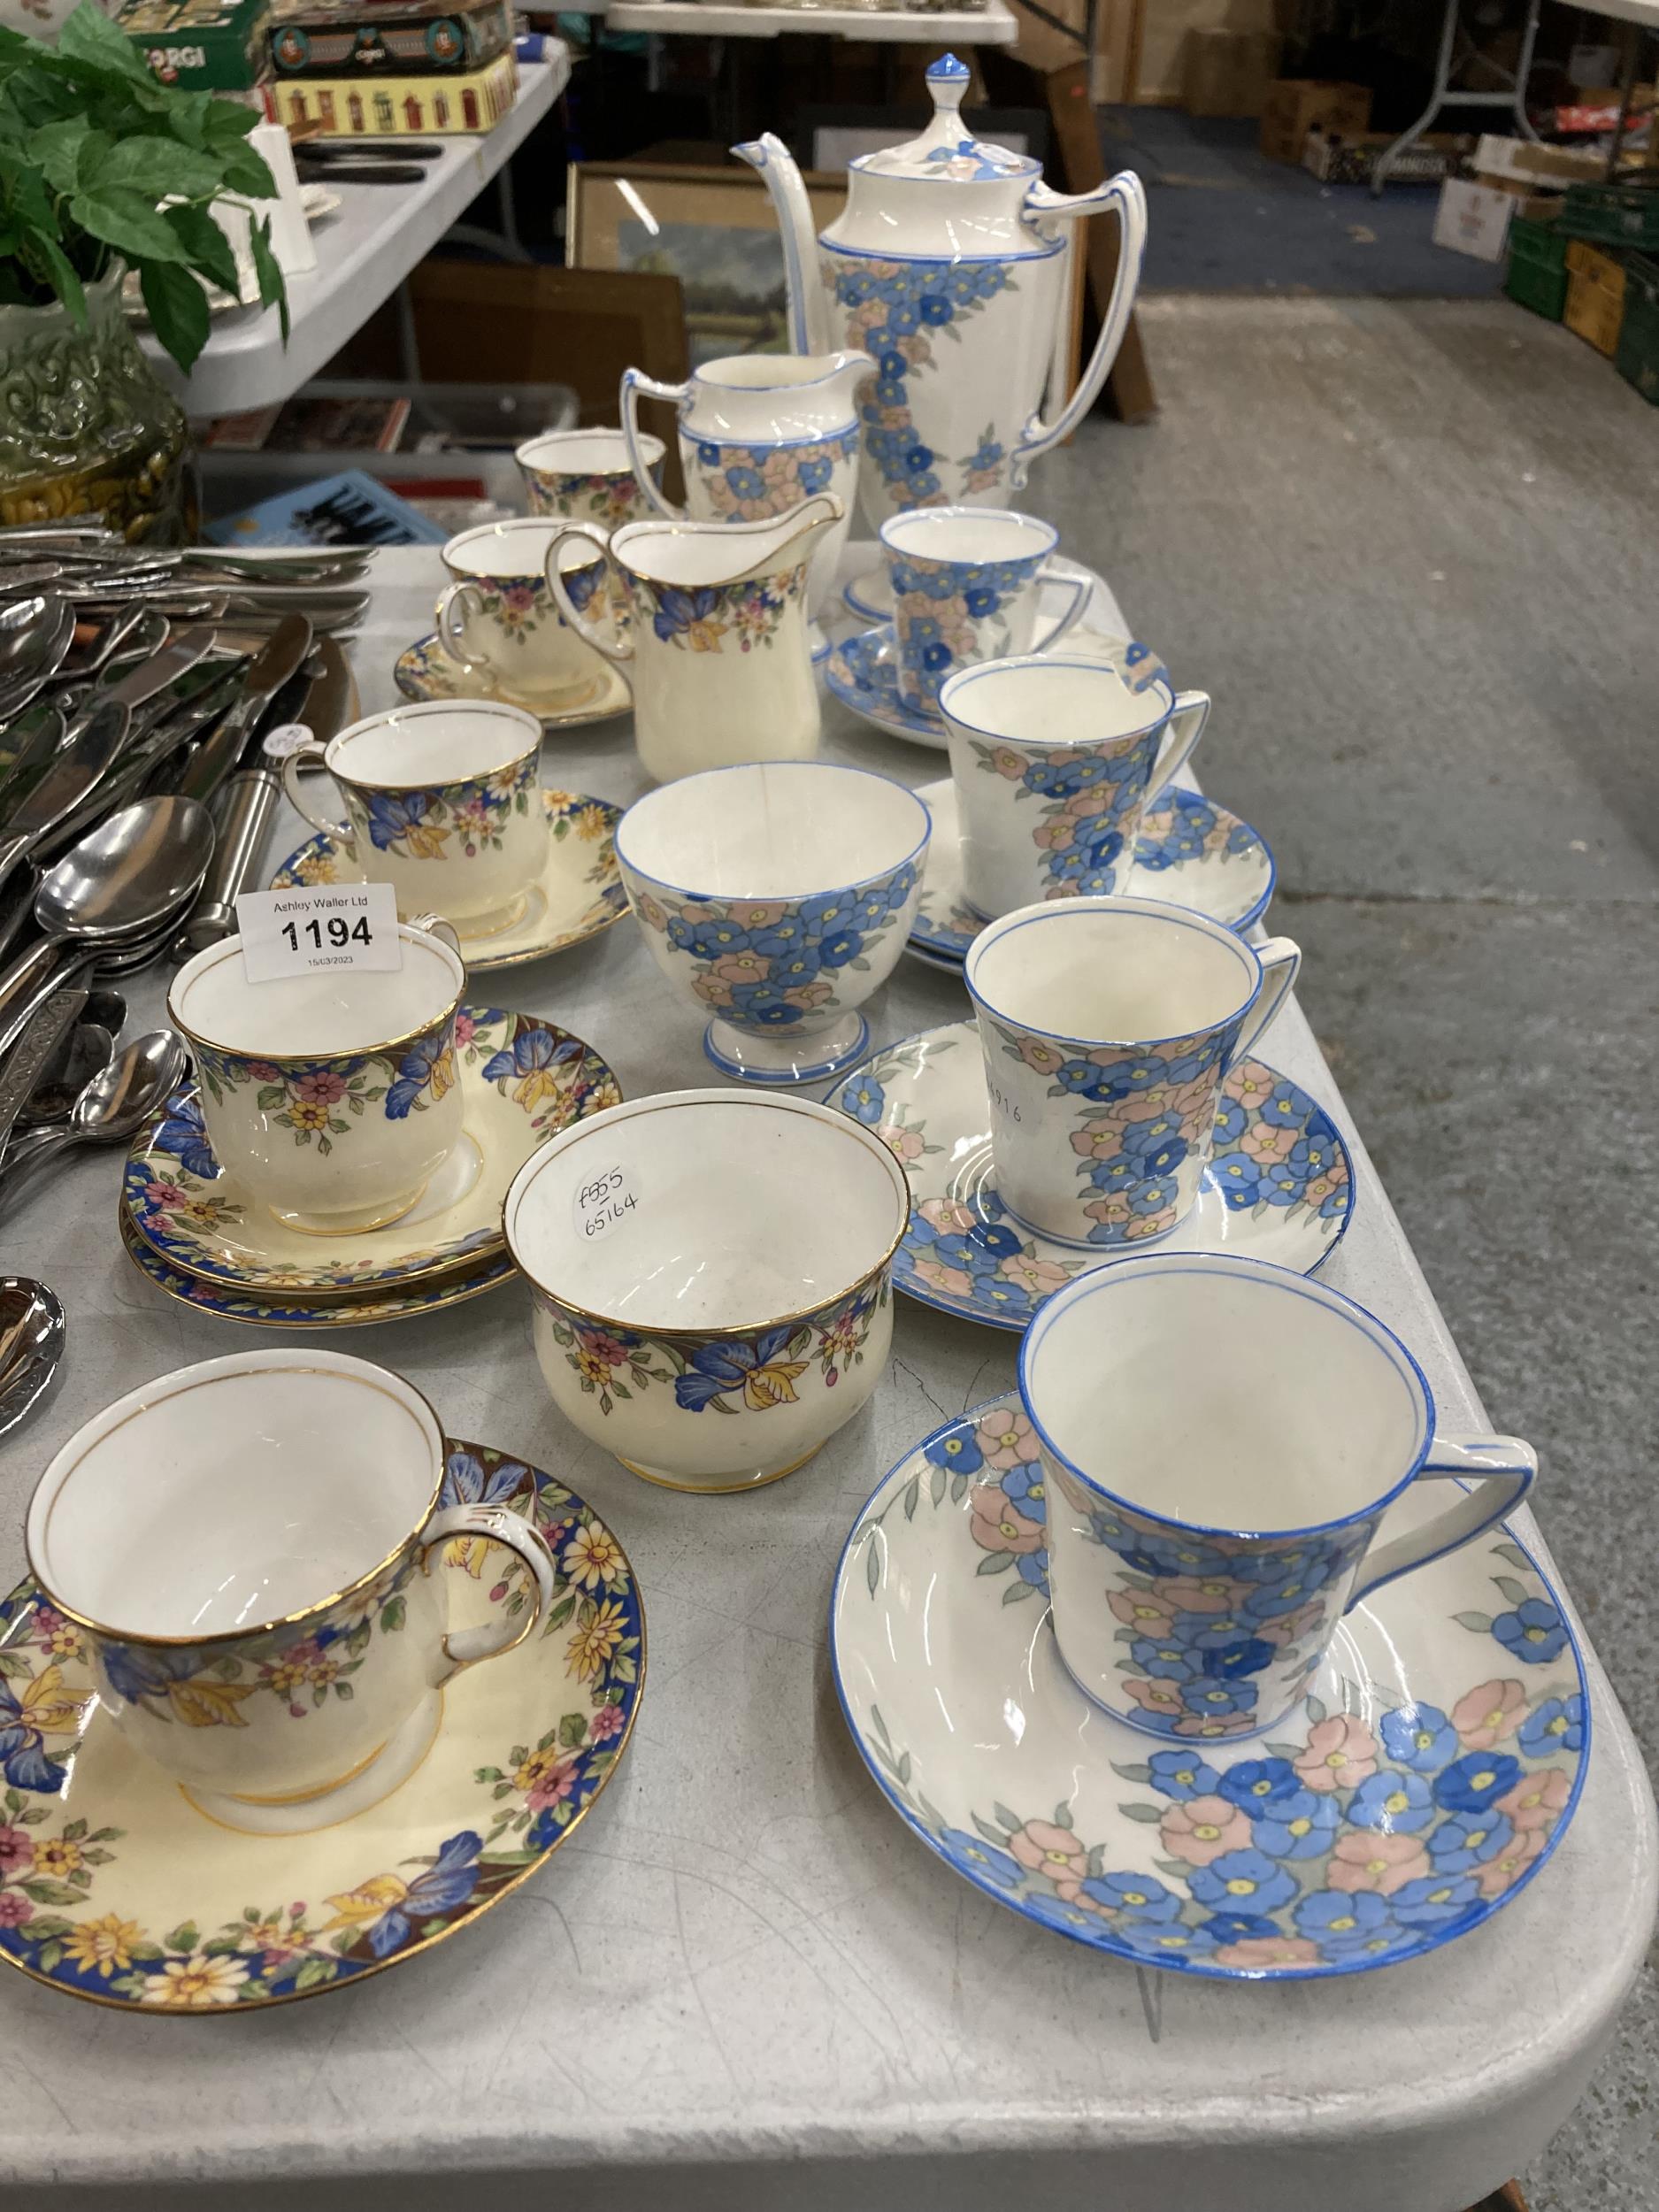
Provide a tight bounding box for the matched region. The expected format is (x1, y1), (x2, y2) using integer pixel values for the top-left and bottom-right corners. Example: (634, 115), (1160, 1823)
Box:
(926, 53), (970, 117)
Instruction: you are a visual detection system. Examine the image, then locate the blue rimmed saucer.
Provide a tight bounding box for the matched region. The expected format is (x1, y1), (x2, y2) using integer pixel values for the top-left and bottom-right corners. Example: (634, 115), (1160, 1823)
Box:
(826, 1022), (1353, 1333)
(270, 789), (627, 975)
(832, 1392), (1588, 1982)
(909, 780), (1275, 964)
(0, 1443), (644, 2011)
(122, 1009), (619, 1296)
(826, 620), (1170, 752)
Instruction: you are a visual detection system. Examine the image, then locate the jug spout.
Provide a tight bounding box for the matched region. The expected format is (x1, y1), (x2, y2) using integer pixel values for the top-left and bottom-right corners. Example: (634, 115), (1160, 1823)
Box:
(733, 131), (831, 357)
(822, 349), (873, 416)
(729, 492), (844, 584)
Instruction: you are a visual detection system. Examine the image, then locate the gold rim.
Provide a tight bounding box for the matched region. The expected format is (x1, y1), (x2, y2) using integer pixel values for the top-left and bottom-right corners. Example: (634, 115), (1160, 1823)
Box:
(118, 1206), (516, 1331)
(0, 1452), (647, 2017)
(27, 1359), (449, 1652)
(504, 1094), (909, 1340)
(169, 931), (467, 1070)
(324, 712), (541, 797)
(616, 1441), (824, 1493)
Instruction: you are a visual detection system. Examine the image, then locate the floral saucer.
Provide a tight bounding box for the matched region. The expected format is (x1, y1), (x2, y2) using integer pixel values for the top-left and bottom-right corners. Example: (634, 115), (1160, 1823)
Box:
(124, 1010), (620, 1294)
(270, 789), (627, 974)
(826, 622), (1169, 751)
(833, 1394), (1587, 1981)
(119, 1207), (515, 1327)
(909, 779), (1275, 964)
(395, 634), (633, 730)
(828, 1024), (1353, 1331)
(0, 1443), (644, 2011)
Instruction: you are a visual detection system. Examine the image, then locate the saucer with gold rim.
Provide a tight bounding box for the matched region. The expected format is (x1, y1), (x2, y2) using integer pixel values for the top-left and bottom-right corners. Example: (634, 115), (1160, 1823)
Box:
(270, 788), (628, 974)
(0, 1444), (643, 2011)
(396, 632), (633, 729)
(123, 1007), (619, 1296)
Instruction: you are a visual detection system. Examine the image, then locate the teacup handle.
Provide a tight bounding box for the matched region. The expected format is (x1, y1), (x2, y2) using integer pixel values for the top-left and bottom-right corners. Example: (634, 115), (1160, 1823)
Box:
(621, 366), (687, 521)
(435, 579), (495, 674)
(545, 523), (634, 665)
(419, 1502), (558, 1678)
(1033, 564), (1091, 652)
(280, 738), (354, 850)
(1147, 688), (1210, 805)
(1347, 1434), (1538, 1608)
(1227, 935), (1301, 1066)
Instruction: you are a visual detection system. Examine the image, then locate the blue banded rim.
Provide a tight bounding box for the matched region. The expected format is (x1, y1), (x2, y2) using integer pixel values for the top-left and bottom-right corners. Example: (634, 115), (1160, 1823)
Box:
(614, 760), (933, 909)
(703, 1013), (871, 1088)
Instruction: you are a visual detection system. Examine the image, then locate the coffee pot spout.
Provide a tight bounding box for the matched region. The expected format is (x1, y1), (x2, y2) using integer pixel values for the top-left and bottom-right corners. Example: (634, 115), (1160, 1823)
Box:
(732, 131), (831, 357)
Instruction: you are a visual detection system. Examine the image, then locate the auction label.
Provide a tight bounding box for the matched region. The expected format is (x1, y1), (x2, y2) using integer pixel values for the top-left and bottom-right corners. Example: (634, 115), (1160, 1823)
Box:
(234, 882), (403, 983)
(572, 1162), (639, 1241)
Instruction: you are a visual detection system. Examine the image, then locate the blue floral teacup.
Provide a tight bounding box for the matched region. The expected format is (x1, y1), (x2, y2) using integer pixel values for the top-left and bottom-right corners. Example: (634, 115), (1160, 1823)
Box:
(615, 759), (931, 1086)
(282, 698), (548, 940)
(1021, 1252), (1539, 1740)
(940, 654), (1210, 919)
(168, 921), (468, 1234)
(879, 506), (1091, 717)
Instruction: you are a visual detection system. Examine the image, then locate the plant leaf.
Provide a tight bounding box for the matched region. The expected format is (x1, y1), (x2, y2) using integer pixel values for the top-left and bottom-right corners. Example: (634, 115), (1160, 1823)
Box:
(70, 185), (188, 265)
(95, 133), (225, 200)
(249, 213), (288, 338)
(27, 116), (89, 195)
(58, 1), (154, 83)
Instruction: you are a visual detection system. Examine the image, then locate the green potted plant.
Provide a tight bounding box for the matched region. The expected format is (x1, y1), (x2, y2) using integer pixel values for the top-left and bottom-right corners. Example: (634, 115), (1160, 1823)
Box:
(0, 1), (289, 540)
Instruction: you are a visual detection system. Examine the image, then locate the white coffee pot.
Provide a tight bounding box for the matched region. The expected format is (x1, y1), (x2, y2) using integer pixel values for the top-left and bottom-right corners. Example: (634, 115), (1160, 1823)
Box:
(620, 351), (868, 618)
(735, 53), (1147, 530)
(546, 496), (842, 785)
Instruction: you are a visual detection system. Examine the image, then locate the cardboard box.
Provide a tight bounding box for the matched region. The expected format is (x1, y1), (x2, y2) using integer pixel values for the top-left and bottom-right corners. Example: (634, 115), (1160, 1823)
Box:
(270, 0), (511, 80)
(119, 0), (272, 92)
(1475, 134), (1606, 188)
(1184, 28), (1282, 119)
(1433, 177), (1522, 261)
(1259, 78), (1369, 165)
(273, 46), (516, 131)
(1303, 127), (1469, 188)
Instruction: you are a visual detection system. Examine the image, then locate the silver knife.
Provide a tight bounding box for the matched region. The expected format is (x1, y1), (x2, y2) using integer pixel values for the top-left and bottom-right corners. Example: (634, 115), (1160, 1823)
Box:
(0, 988), (87, 1171)
(61, 625), (218, 740)
(173, 615), (313, 808)
(0, 697), (131, 913)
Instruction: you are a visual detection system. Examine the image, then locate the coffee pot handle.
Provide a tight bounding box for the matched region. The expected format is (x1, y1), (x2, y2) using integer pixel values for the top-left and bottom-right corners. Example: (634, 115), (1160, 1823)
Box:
(1011, 170), (1148, 486)
(419, 1502), (558, 1678)
(280, 738), (354, 849)
(621, 367), (687, 520)
(544, 524), (634, 665)
(1347, 1436), (1538, 1608)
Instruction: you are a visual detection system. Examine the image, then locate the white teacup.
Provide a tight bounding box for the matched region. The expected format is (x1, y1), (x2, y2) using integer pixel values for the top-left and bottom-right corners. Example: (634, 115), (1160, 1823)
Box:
(1022, 1252), (1538, 1740)
(964, 896), (1301, 1249)
(25, 1348), (557, 1828)
(281, 700), (547, 937)
(940, 655), (1210, 919)
(516, 426), (664, 530)
(879, 506), (1090, 718)
(168, 922), (467, 1233)
(504, 1089), (909, 1492)
(436, 518), (613, 710)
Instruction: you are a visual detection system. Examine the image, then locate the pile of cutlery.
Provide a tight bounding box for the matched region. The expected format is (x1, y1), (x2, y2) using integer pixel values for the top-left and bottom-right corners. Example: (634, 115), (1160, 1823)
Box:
(0, 517), (365, 1211)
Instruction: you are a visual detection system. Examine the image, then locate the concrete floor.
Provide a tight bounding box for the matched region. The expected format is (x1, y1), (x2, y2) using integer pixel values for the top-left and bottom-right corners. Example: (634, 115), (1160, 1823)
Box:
(1025, 295), (1659, 2209)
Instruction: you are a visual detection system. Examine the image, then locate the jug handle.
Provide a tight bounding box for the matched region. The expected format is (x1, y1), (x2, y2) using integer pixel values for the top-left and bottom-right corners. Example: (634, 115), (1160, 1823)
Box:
(544, 524), (634, 665)
(1010, 171), (1148, 488)
(621, 368), (687, 521)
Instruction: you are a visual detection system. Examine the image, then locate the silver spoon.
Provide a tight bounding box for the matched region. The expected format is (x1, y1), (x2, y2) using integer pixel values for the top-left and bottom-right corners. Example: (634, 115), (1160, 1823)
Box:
(0, 1277), (65, 1437)
(0, 795), (214, 1057)
(19, 1016), (113, 1127)
(0, 1030), (188, 1206)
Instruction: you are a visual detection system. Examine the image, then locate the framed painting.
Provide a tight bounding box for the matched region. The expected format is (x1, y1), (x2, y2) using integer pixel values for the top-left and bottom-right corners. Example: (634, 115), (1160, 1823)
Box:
(567, 162), (846, 368)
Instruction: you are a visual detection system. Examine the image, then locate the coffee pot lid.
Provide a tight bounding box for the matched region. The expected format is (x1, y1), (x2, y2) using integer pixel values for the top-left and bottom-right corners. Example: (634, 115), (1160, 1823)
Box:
(851, 54), (1041, 182)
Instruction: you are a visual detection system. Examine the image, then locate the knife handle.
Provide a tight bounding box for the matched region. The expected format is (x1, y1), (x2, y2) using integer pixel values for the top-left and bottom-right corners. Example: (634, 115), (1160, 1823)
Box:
(176, 766), (281, 955)
(0, 987), (86, 1170)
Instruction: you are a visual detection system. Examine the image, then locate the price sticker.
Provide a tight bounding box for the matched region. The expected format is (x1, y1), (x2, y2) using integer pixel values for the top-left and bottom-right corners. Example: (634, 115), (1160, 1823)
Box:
(234, 882), (403, 983)
(571, 1163), (640, 1242)
(262, 722), (316, 763)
